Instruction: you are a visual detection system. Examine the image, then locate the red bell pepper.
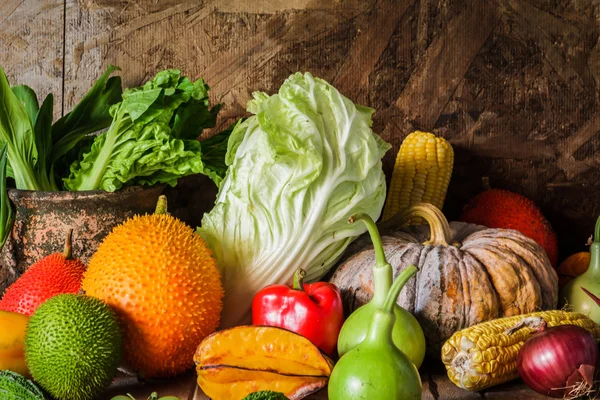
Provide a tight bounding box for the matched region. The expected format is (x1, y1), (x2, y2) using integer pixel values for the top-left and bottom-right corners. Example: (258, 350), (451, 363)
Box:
(252, 268), (344, 356)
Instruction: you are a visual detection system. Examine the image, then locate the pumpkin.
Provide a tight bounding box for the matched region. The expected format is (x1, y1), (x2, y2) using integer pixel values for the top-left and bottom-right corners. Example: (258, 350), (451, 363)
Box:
(329, 203), (558, 353)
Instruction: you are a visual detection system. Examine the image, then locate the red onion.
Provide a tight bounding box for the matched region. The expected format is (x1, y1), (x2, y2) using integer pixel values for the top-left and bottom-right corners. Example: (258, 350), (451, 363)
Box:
(514, 317), (598, 398)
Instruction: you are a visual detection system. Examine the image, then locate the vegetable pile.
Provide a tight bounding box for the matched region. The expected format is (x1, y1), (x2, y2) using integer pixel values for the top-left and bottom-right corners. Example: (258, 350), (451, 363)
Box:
(0, 65), (226, 193)
(0, 67), (599, 400)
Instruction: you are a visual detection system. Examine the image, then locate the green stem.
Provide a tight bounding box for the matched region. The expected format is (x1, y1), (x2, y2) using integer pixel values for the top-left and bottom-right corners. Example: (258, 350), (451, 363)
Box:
(293, 269), (306, 291)
(372, 263), (393, 306)
(155, 195), (168, 215)
(350, 213), (386, 267)
(382, 265), (418, 313)
(63, 228), (73, 259)
(349, 213), (393, 306)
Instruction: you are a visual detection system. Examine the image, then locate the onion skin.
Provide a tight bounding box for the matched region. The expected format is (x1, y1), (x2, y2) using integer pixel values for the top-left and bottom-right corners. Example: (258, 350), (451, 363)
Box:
(517, 324), (598, 398)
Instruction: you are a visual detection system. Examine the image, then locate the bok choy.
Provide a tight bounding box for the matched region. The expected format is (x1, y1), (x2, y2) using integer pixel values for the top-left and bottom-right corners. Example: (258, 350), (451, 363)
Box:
(0, 65), (123, 191)
(198, 72), (391, 327)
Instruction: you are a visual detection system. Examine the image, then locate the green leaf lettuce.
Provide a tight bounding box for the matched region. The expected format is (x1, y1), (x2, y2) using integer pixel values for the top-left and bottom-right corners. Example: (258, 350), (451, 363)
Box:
(64, 69), (224, 192)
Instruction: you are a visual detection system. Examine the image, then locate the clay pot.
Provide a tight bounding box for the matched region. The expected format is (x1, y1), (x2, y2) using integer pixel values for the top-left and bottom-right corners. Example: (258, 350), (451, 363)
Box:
(0, 185), (164, 293)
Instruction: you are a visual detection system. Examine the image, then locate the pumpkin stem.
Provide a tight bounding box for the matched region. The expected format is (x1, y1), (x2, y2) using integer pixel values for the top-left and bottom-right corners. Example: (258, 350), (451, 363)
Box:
(385, 203), (451, 246)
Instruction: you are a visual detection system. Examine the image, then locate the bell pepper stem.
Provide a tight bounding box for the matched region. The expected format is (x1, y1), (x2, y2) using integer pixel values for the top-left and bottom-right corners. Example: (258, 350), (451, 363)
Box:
(293, 268), (306, 291)
(382, 265), (418, 313)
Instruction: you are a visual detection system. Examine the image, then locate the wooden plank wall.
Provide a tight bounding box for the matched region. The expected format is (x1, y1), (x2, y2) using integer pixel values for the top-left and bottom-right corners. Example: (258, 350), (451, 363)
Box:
(1, 0), (599, 260)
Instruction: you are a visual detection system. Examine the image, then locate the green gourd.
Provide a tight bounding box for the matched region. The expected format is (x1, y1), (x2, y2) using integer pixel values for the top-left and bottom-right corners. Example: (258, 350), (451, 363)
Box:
(561, 215), (600, 324)
(336, 213), (426, 367)
(328, 262), (422, 399)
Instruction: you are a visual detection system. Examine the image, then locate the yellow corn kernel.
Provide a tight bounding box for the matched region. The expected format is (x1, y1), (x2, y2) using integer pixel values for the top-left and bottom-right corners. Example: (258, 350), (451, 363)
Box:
(382, 131), (454, 223)
(441, 310), (600, 391)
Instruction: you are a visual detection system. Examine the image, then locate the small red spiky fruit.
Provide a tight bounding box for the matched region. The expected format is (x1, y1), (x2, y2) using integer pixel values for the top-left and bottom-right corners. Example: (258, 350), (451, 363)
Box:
(0, 229), (86, 315)
(460, 189), (559, 267)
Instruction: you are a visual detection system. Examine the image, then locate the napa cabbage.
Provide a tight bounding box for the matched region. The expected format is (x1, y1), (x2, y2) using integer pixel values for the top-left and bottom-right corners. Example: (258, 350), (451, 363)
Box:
(199, 72), (390, 327)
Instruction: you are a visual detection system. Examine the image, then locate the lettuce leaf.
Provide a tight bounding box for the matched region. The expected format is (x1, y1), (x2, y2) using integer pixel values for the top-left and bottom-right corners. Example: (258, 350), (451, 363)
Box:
(198, 72), (391, 327)
(64, 70), (223, 192)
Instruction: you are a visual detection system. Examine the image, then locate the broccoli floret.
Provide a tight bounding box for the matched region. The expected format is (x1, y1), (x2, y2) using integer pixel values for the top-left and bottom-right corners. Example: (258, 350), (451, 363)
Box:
(241, 390), (289, 400)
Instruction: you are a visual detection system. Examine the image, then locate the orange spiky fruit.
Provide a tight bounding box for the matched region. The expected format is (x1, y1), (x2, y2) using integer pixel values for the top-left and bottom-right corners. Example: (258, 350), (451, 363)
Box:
(81, 195), (224, 378)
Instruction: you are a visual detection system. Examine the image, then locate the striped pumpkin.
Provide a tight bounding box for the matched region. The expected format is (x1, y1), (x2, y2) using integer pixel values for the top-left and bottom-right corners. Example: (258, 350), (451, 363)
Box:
(330, 203), (558, 354)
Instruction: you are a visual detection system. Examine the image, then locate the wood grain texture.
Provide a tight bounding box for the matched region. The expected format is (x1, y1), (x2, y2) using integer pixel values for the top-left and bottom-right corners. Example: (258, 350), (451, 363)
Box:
(0, 0), (64, 119)
(2, 0), (600, 263)
(392, 0), (500, 131)
(105, 369), (550, 399)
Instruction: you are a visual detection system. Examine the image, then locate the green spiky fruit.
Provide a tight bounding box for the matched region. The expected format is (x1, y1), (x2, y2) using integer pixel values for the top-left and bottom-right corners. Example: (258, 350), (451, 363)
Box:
(24, 294), (122, 400)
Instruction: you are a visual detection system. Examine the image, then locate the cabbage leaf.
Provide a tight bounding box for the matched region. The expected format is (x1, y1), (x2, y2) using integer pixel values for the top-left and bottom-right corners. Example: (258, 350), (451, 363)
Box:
(198, 72), (390, 327)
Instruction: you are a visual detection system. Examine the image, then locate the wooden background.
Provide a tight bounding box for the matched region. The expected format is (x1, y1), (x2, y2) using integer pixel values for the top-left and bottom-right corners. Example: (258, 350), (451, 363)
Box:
(1, 0), (599, 261)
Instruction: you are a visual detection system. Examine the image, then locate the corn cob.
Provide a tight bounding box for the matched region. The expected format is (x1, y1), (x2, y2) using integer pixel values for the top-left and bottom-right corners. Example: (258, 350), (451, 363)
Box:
(441, 310), (600, 391)
(382, 131), (454, 223)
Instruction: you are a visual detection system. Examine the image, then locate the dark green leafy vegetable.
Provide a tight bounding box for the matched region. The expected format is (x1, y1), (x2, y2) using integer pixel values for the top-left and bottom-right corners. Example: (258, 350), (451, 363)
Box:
(0, 144), (13, 249)
(51, 65), (123, 187)
(64, 69), (224, 192)
(242, 390), (289, 400)
(0, 67), (50, 191)
(33, 94), (54, 190)
(0, 65), (123, 192)
(0, 370), (47, 400)
(12, 85), (39, 125)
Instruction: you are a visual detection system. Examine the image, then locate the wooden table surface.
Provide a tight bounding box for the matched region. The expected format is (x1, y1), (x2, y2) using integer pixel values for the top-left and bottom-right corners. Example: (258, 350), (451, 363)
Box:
(104, 370), (551, 400)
